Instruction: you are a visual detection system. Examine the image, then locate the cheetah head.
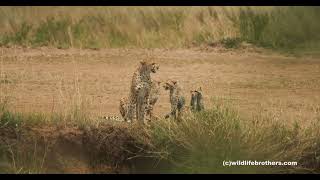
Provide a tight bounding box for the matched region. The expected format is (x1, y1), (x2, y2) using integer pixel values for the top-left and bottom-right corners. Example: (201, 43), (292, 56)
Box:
(140, 60), (159, 74)
(151, 63), (159, 73)
(190, 87), (202, 96)
(163, 80), (177, 91)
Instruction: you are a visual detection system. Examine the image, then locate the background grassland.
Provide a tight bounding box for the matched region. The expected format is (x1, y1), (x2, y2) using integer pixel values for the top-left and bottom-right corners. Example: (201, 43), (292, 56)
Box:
(0, 6), (320, 54)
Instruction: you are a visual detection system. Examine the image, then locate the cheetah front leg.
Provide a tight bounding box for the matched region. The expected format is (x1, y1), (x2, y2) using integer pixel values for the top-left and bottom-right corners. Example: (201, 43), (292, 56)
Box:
(177, 97), (185, 121)
(165, 104), (177, 120)
(136, 98), (143, 124)
(141, 91), (151, 124)
(136, 94), (147, 125)
(145, 103), (154, 122)
(177, 106), (184, 121)
(172, 107), (177, 120)
(141, 91), (154, 124)
(125, 103), (135, 123)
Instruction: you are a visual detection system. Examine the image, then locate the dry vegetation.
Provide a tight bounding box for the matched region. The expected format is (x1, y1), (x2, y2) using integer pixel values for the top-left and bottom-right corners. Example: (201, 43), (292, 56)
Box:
(0, 6), (320, 174)
(0, 7), (320, 53)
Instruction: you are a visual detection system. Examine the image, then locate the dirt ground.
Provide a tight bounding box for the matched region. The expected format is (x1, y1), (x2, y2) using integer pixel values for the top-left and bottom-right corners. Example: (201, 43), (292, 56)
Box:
(0, 121), (150, 173)
(1, 46), (320, 124)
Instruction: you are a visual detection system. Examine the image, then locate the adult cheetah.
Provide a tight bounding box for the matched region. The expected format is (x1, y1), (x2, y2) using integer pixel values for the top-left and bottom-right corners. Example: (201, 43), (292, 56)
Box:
(120, 80), (161, 122)
(125, 60), (159, 124)
(163, 80), (185, 121)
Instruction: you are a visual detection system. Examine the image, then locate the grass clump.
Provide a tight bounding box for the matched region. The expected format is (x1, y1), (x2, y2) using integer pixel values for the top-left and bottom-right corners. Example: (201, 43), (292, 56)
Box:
(145, 104), (320, 173)
(146, 106), (264, 173)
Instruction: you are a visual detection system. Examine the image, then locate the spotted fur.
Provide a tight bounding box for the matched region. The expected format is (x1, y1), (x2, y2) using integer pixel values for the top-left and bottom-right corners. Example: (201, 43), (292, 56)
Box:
(125, 60), (159, 124)
(163, 80), (185, 120)
(120, 80), (161, 122)
(190, 87), (204, 112)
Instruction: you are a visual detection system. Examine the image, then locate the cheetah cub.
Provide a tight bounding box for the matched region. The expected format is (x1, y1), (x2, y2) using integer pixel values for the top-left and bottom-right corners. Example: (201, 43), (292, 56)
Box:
(163, 80), (185, 121)
(190, 87), (204, 112)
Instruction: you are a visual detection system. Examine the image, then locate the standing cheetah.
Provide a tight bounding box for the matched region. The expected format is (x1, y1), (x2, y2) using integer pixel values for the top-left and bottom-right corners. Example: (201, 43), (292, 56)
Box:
(125, 60), (159, 124)
(120, 80), (161, 122)
(190, 87), (204, 112)
(163, 80), (185, 120)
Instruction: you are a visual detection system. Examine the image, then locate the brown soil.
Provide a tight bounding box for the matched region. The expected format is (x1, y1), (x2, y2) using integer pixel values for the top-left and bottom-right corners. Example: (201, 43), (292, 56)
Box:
(1, 46), (320, 124)
(0, 122), (151, 173)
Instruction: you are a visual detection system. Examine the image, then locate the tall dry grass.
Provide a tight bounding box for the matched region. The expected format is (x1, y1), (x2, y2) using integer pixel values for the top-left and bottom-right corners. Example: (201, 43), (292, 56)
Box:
(0, 6), (319, 53)
(1, 90), (320, 173)
(143, 102), (320, 173)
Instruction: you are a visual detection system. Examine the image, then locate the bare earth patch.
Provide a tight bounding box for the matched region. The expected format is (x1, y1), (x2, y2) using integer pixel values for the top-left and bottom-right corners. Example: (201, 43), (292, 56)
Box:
(1, 47), (319, 125)
(1, 46), (320, 173)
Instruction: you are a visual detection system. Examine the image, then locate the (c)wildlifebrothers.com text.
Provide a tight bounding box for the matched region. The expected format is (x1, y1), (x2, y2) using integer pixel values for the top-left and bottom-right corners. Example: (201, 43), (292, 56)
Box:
(223, 160), (298, 167)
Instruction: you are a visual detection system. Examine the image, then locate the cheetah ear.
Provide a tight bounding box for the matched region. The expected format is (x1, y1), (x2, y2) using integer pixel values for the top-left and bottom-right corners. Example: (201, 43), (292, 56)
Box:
(172, 80), (177, 85)
(140, 60), (146, 65)
(199, 87), (202, 91)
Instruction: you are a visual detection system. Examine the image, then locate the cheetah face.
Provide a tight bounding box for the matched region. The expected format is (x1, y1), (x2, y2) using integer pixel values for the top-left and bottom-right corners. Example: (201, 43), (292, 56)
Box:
(151, 63), (159, 73)
(140, 61), (159, 74)
(190, 87), (202, 96)
(190, 90), (197, 97)
(163, 83), (170, 90)
(163, 80), (177, 91)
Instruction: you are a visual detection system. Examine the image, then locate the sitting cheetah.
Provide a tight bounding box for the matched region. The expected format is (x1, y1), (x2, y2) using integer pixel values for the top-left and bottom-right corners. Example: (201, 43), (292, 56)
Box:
(190, 87), (205, 112)
(125, 60), (159, 124)
(163, 80), (185, 121)
(120, 80), (161, 122)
